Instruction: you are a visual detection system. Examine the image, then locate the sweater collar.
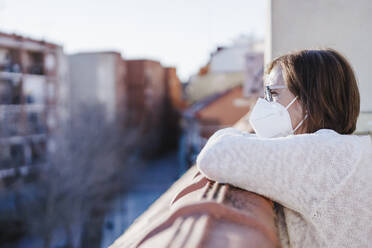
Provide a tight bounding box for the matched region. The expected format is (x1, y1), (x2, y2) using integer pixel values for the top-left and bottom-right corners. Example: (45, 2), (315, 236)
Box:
(314, 129), (339, 135)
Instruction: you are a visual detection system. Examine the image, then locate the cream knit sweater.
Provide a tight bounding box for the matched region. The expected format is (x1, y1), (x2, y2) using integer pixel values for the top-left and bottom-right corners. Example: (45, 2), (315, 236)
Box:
(196, 128), (372, 247)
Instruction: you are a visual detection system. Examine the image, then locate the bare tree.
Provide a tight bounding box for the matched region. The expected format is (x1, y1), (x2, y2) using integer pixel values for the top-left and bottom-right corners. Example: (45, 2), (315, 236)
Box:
(13, 103), (141, 248)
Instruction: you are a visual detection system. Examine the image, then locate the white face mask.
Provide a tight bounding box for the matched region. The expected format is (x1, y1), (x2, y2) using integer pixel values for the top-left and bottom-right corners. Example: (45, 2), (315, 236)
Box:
(248, 96), (308, 138)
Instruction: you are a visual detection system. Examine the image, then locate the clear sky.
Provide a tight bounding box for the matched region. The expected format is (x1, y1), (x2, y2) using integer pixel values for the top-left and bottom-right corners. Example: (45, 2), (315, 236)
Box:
(0, 0), (267, 81)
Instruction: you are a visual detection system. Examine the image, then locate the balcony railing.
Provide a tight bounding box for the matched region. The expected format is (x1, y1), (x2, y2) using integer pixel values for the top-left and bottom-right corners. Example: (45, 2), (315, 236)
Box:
(110, 165), (279, 248)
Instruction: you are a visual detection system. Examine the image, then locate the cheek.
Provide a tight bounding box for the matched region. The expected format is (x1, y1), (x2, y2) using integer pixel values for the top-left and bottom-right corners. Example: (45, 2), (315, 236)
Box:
(289, 103), (304, 122)
(294, 102), (305, 116)
(274, 97), (287, 106)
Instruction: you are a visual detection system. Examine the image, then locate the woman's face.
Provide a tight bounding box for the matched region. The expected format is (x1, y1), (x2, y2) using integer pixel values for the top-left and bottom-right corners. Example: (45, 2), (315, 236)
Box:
(265, 65), (306, 134)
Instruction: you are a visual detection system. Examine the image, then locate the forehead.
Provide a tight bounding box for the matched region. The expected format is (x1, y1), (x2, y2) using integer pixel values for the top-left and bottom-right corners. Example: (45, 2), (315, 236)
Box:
(265, 65), (285, 86)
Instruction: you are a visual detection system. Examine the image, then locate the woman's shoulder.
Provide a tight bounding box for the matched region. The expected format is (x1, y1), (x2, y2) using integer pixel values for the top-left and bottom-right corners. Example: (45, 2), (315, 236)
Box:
(314, 129), (371, 145)
(310, 128), (371, 157)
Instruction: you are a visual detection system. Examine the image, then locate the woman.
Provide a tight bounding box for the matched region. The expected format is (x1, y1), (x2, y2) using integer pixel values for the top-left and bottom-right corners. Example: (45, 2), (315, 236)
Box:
(196, 49), (372, 247)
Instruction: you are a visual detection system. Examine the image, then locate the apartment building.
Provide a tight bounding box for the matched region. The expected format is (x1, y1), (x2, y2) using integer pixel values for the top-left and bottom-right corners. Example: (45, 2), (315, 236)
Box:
(0, 32), (66, 179)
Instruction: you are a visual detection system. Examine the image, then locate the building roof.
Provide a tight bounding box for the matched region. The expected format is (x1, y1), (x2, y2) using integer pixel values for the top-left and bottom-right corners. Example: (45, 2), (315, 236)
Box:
(69, 51), (123, 57)
(195, 85), (250, 126)
(186, 71), (245, 104)
(183, 85), (254, 137)
(183, 87), (233, 119)
(0, 31), (61, 50)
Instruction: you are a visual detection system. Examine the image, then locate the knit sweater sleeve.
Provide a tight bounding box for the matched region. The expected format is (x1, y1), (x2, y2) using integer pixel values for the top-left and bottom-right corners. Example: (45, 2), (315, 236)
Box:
(196, 127), (363, 214)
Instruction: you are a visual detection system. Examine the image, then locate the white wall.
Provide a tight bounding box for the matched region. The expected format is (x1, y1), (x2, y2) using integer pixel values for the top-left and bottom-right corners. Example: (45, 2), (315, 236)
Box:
(210, 39), (264, 73)
(210, 45), (252, 73)
(266, 0), (372, 133)
(68, 52), (118, 123)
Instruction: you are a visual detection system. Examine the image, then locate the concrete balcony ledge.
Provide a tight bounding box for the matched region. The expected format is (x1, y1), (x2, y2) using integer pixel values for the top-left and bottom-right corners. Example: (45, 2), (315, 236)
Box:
(110, 166), (279, 248)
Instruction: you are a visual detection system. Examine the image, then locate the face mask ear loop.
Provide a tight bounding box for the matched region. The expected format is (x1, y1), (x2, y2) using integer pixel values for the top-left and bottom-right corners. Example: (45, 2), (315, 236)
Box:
(285, 96), (298, 110)
(293, 114), (308, 133)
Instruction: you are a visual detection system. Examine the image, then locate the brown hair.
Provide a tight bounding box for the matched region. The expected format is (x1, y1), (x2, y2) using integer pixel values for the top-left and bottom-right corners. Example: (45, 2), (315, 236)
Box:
(266, 48), (360, 134)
